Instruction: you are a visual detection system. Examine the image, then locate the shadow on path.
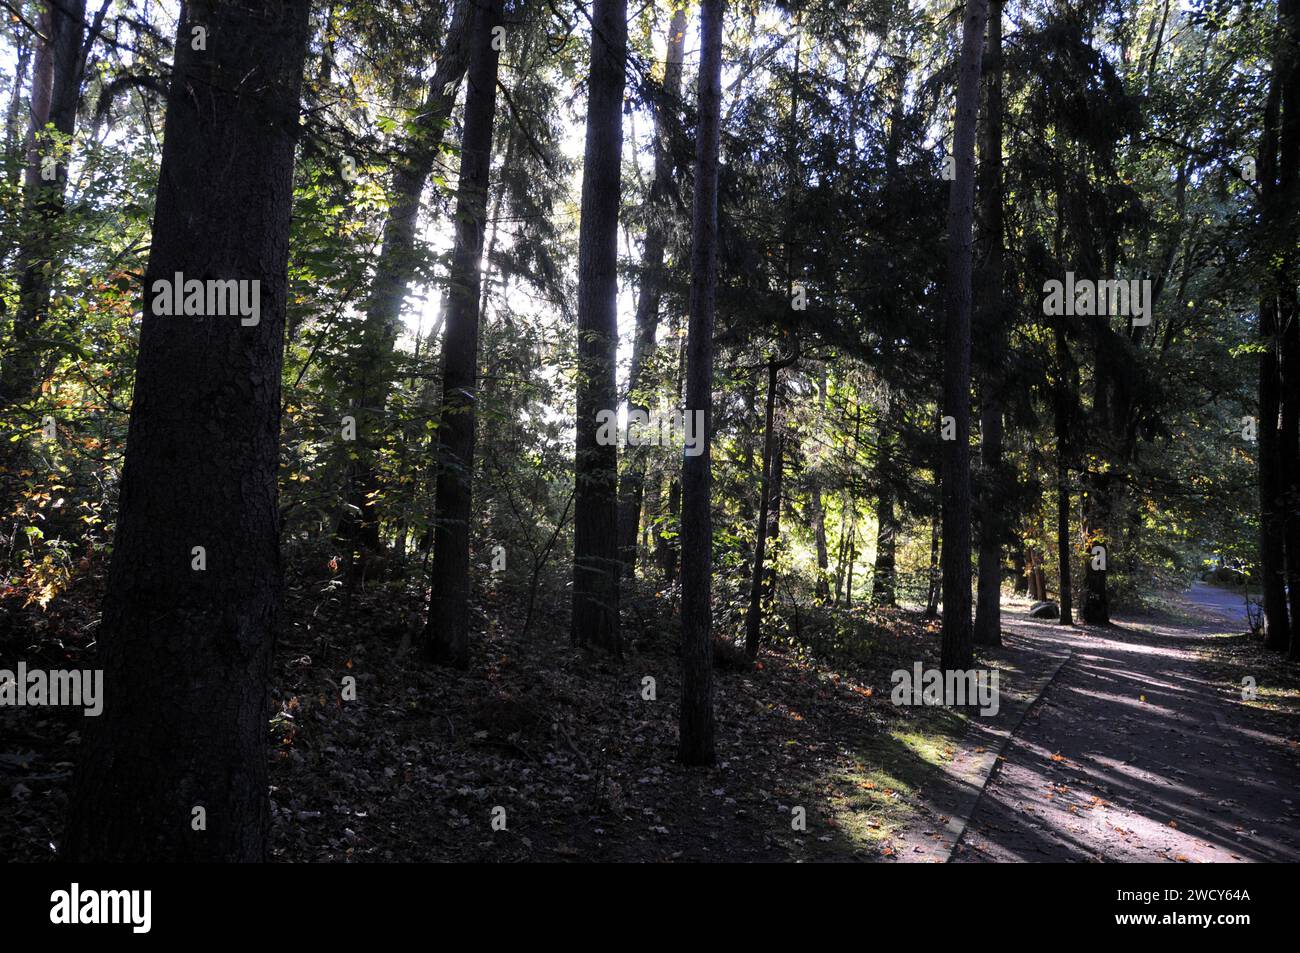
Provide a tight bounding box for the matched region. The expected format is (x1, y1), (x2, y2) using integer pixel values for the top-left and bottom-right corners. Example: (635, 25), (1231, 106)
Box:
(952, 596), (1300, 863)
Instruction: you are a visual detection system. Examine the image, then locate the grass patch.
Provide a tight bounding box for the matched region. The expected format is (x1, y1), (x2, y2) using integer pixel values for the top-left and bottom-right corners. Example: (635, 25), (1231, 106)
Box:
(1242, 682), (1300, 716)
(823, 706), (967, 851)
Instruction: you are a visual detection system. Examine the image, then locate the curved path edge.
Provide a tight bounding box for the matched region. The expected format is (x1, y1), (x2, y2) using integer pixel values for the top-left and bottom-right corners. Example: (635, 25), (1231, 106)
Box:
(892, 629), (1074, 863)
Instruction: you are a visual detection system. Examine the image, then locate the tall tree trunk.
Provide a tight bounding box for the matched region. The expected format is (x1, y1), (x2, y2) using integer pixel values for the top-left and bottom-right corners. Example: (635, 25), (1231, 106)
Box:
(924, 513), (940, 618)
(1259, 85), (1290, 649)
(63, 0), (311, 861)
(1053, 325), (1077, 625)
(871, 48), (909, 613)
(871, 387), (898, 607)
(761, 434), (786, 606)
(1270, 0), (1300, 658)
(808, 369), (831, 602)
(617, 1), (688, 575)
(810, 480), (831, 602)
(739, 376), (759, 525)
(677, 0), (723, 766)
(337, 0), (474, 557)
(655, 329), (687, 582)
(1081, 305), (1120, 624)
(1034, 552), (1047, 599)
(424, 0), (505, 669)
(745, 360), (780, 657)
(972, 0), (1004, 647)
(1032, 508), (1048, 600)
(3, 32), (31, 185)
(834, 402), (861, 606)
(1080, 472), (1111, 625)
(1078, 222), (1113, 626)
(656, 472), (681, 581)
(833, 490), (850, 604)
(871, 489), (896, 606)
(1284, 293), (1300, 659)
(939, 0), (988, 672)
(845, 521), (857, 609)
(1055, 407), (1074, 625)
(0, 0), (87, 439)
(571, 0), (626, 653)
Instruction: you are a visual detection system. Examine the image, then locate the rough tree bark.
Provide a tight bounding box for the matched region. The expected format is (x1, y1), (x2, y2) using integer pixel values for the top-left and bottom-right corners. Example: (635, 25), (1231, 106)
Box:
(872, 386), (898, 607)
(939, 0), (988, 672)
(745, 359), (783, 657)
(655, 330), (687, 582)
(924, 512), (940, 619)
(570, 0), (626, 652)
(844, 520), (857, 607)
(678, 0), (723, 767)
(1268, 0), (1300, 658)
(1080, 471), (1112, 625)
(833, 490), (850, 604)
(424, 0), (505, 669)
(810, 479), (831, 602)
(1258, 58), (1290, 648)
(1053, 325), (1077, 625)
(808, 369), (831, 602)
(63, 0), (311, 861)
(871, 488), (896, 606)
(972, 0), (1004, 647)
(761, 434), (786, 605)
(1055, 395), (1074, 626)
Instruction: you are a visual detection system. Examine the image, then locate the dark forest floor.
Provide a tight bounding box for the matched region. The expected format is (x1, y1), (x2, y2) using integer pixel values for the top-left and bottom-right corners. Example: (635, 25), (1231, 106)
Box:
(3, 571), (1298, 862)
(1, 565), (977, 861)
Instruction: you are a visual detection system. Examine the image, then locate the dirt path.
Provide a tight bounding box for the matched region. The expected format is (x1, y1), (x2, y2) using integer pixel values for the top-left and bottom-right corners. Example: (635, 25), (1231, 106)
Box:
(952, 591), (1300, 863)
(1182, 580), (1252, 628)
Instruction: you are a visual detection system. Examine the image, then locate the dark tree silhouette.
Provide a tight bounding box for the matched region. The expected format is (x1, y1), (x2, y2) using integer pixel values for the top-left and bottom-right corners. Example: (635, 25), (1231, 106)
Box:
(973, 0), (1004, 647)
(425, 0), (505, 668)
(1262, 0), (1300, 658)
(63, 0), (312, 861)
(940, 0), (989, 672)
(571, 0), (626, 653)
(679, 0), (724, 767)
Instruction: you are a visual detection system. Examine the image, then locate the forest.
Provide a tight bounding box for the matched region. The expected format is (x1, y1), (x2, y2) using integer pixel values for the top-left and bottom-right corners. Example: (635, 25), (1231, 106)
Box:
(0, 0), (1298, 869)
